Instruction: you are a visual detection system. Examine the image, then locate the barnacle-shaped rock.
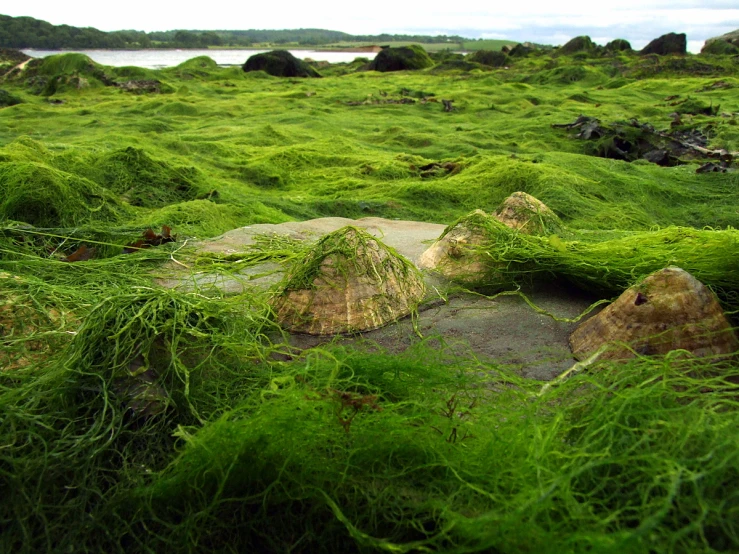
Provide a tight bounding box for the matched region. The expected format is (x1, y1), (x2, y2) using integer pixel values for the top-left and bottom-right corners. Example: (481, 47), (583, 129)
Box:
(570, 267), (739, 360)
(493, 191), (563, 235)
(271, 226), (425, 335)
(417, 209), (496, 285)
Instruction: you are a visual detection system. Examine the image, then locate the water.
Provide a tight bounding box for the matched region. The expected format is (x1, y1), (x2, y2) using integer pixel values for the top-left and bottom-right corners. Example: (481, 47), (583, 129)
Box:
(21, 48), (376, 69)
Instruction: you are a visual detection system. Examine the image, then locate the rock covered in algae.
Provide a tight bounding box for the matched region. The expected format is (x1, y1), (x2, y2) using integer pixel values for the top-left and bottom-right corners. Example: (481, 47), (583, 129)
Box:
(418, 193), (559, 285)
(570, 267), (739, 360)
(271, 226), (425, 335)
(493, 191), (562, 235)
(417, 209), (494, 285)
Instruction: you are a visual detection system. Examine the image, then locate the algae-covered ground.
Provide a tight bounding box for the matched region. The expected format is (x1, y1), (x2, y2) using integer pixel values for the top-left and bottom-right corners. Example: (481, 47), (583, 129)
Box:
(1, 50), (738, 553)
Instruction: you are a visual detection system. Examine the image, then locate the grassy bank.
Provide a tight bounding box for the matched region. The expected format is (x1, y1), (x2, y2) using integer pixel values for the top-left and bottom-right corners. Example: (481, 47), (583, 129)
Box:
(1, 48), (738, 553)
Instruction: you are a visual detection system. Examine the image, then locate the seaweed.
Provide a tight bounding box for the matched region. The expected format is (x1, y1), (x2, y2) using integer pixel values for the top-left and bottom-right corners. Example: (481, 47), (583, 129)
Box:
(0, 48), (738, 553)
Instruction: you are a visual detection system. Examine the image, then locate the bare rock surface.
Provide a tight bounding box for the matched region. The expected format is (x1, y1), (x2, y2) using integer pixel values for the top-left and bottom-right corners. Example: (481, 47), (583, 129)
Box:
(159, 216), (601, 380)
(570, 267), (739, 360)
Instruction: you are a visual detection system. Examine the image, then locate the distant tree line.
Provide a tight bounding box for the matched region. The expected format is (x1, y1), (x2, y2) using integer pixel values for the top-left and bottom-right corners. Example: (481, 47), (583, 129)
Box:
(0, 14), (466, 49)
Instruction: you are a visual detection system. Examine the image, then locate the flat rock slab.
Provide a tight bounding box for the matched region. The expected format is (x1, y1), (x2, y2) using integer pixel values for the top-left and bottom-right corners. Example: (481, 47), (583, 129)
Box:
(159, 216), (600, 380)
(191, 216), (447, 263)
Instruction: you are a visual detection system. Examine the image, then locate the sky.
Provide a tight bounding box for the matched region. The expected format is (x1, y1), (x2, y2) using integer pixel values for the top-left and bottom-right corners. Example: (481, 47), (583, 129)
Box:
(3, 1), (738, 53)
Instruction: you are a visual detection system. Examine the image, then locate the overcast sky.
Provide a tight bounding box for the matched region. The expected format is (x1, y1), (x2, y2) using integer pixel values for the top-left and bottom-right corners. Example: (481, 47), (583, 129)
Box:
(3, 1), (738, 52)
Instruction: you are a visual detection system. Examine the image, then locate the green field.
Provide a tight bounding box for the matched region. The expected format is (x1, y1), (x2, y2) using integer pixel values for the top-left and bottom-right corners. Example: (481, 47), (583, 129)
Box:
(1, 48), (738, 553)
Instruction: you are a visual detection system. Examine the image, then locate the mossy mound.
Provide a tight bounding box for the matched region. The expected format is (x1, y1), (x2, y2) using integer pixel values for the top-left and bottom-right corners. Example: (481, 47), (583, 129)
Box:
(0, 137), (51, 164)
(429, 51), (465, 63)
(165, 56), (223, 81)
(0, 89), (23, 107)
(524, 65), (607, 85)
(604, 39), (632, 53)
(0, 162), (125, 227)
(368, 45), (433, 72)
(508, 43), (535, 57)
(20, 53), (113, 96)
(141, 199), (274, 237)
(175, 56), (219, 71)
(703, 29), (739, 53)
(640, 32), (687, 56)
(243, 50), (321, 78)
(701, 39), (739, 55)
(431, 60), (487, 73)
(467, 50), (509, 67)
(272, 226), (425, 334)
(557, 36), (596, 56)
(29, 52), (98, 76)
(74, 146), (208, 208)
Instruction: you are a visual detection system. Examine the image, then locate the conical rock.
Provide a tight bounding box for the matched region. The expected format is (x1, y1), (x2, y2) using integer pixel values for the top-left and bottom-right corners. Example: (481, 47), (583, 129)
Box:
(570, 267), (738, 360)
(417, 209), (495, 285)
(493, 191), (562, 235)
(271, 226), (425, 335)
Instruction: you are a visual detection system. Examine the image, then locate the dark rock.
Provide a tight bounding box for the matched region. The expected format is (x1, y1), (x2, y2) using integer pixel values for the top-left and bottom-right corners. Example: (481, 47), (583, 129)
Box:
(696, 161), (729, 174)
(552, 115), (724, 168)
(0, 89), (23, 107)
(467, 50), (509, 67)
(642, 149), (670, 166)
(605, 39), (632, 53)
(243, 50), (321, 78)
(368, 45), (433, 72)
(640, 33), (687, 56)
(557, 36), (595, 55)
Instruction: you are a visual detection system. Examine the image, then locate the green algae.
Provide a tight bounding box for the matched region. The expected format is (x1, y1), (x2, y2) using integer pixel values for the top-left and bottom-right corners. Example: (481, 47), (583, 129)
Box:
(0, 48), (738, 553)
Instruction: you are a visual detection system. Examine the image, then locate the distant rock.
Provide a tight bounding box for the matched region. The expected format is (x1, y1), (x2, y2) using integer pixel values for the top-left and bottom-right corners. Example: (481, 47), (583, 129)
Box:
(467, 50), (509, 67)
(368, 45), (433, 72)
(640, 32), (687, 56)
(701, 29), (739, 55)
(242, 50), (321, 78)
(508, 43), (535, 57)
(604, 39), (632, 53)
(557, 36), (596, 56)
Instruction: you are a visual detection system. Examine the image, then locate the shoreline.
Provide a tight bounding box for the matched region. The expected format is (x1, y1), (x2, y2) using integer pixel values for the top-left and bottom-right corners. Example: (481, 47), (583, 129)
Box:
(21, 46), (382, 53)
